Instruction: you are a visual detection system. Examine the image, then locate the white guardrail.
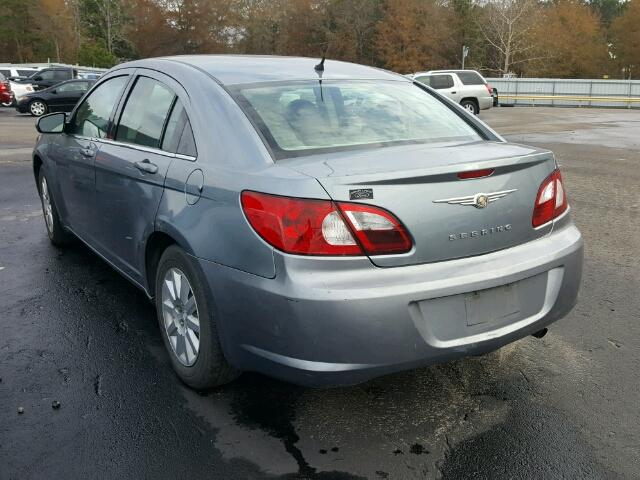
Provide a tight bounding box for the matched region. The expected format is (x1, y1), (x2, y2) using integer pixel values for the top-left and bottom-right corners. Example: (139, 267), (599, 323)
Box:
(487, 78), (640, 109)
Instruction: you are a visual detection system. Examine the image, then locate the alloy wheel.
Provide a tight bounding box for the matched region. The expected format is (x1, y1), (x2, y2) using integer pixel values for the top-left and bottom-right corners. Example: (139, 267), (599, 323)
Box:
(161, 267), (201, 366)
(463, 103), (476, 113)
(40, 176), (54, 234)
(30, 101), (46, 116)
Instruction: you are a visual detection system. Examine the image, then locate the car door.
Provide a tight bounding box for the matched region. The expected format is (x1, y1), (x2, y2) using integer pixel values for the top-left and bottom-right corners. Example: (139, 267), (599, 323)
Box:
(31, 70), (57, 90)
(51, 74), (131, 242)
(54, 81), (90, 111)
(46, 83), (69, 111)
(92, 72), (180, 283)
(432, 74), (460, 102)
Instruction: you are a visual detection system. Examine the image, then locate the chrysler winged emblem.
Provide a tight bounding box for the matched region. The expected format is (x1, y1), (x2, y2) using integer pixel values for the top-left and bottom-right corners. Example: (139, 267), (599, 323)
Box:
(433, 189), (517, 209)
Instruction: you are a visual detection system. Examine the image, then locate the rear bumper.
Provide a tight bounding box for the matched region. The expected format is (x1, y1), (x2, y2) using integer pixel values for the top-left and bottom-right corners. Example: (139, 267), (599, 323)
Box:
(198, 222), (583, 386)
(479, 96), (493, 110)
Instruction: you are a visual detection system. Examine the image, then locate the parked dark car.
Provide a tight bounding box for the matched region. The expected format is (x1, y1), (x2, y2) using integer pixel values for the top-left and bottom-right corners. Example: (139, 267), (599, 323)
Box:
(0, 73), (14, 106)
(32, 56), (583, 389)
(16, 79), (94, 116)
(12, 67), (77, 91)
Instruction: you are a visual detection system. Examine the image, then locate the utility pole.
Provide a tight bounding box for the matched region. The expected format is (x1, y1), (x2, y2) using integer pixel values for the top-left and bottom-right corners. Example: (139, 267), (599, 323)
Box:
(462, 46), (469, 70)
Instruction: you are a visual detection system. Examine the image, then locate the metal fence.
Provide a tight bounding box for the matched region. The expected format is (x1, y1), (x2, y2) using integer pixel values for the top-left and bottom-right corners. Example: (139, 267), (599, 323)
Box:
(487, 78), (640, 109)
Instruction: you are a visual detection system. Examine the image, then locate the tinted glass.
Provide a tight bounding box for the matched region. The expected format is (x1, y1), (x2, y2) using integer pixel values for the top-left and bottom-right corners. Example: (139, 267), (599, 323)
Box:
(18, 69), (37, 77)
(38, 70), (56, 80)
(0, 73), (5, 81)
(177, 122), (197, 157)
(70, 76), (128, 138)
(161, 100), (185, 152)
(54, 70), (69, 80)
(424, 75), (453, 89)
(234, 80), (481, 159)
(57, 81), (89, 93)
(0, 70), (9, 78)
(456, 71), (485, 85)
(116, 77), (175, 149)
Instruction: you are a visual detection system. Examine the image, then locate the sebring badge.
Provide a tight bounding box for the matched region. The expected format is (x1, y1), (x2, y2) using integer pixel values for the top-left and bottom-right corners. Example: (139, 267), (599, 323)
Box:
(433, 189), (517, 209)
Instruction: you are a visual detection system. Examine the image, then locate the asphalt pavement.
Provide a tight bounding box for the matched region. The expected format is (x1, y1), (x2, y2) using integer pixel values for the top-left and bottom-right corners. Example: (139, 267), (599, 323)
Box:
(1, 106), (638, 479)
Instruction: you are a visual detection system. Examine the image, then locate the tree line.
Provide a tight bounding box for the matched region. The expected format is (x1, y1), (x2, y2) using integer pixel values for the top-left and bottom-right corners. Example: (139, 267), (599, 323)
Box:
(1, 0), (639, 79)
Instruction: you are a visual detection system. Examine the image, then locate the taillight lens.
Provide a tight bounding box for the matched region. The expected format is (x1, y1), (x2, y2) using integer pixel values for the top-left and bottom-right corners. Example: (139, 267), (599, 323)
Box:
(457, 168), (494, 180)
(532, 169), (568, 227)
(486, 83), (493, 95)
(241, 191), (412, 256)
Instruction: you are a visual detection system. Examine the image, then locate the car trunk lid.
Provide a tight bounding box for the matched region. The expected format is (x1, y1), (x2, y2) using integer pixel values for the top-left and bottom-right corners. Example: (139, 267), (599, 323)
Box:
(285, 141), (556, 267)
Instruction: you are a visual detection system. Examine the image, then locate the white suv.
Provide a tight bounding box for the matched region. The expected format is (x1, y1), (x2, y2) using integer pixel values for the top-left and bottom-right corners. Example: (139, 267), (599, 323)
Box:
(411, 70), (494, 115)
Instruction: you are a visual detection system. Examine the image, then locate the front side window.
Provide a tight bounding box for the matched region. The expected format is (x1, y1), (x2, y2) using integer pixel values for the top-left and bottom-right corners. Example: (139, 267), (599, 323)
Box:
(116, 77), (175, 149)
(17, 69), (36, 77)
(70, 76), (128, 138)
(57, 81), (89, 93)
(38, 70), (57, 80)
(233, 80), (481, 159)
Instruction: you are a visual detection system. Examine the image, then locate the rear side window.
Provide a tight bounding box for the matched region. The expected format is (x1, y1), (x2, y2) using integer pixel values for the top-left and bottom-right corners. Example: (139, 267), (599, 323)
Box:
(421, 75), (454, 89)
(0, 70), (9, 77)
(177, 122), (197, 157)
(70, 76), (128, 138)
(54, 70), (69, 80)
(116, 77), (175, 149)
(17, 69), (36, 77)
(57, 81), (89, 93)
(161, 99), (197, 157)
(456, 72), (485, 85)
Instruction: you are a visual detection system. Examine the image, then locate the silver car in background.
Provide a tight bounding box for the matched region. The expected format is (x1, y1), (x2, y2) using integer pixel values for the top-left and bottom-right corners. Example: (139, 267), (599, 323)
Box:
(412, 70), (494, 115)
(32, 56), (583, 388)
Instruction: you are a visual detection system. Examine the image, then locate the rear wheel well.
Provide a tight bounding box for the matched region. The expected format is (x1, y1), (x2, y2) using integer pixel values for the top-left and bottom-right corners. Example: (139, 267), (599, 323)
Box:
(460, 97), (479, 109)
(145, 232), (177, 296)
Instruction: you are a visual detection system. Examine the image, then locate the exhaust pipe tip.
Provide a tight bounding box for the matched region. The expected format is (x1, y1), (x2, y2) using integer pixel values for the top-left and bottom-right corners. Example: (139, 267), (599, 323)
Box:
(532, 328), (548, 339)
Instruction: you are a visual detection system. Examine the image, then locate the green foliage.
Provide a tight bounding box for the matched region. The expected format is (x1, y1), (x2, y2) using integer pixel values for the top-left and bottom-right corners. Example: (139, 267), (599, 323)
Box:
(78, 42), (118, 68)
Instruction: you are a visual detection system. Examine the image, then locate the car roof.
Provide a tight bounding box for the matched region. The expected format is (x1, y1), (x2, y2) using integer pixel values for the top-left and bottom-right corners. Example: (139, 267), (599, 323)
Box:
(426, 69), (484, 76)
(118, 55), (406, 86)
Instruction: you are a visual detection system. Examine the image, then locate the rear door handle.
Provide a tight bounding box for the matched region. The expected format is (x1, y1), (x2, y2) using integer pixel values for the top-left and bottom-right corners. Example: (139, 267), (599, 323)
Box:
(134, 159), (158, 174)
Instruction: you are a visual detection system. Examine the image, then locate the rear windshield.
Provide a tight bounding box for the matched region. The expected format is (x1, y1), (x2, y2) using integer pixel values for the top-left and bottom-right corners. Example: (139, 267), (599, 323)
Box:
(232, 80), (482, 159)
(456, 72), (486, 85)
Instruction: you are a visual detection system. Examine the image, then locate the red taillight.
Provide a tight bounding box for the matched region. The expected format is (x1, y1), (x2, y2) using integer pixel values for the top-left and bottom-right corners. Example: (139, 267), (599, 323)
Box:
(241, 191), (412, 256)
(532, 169), (568, 227)
(486, 83), (493, 95)
(458, 168), (494, 180)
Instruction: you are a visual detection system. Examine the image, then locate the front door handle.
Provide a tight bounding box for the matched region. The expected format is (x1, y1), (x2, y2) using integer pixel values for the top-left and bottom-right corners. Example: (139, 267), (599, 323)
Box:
(80, 147), (95, 157)
(134, 159), (158, 174)
(451, 91), (457, 94)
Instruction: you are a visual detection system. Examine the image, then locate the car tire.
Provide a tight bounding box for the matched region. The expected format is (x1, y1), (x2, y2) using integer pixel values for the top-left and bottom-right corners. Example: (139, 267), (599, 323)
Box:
(29, 99), (47, 117)
(38, 169), (71, 246)
(460, 99), (479, 115)
(155, 245), (239, 389)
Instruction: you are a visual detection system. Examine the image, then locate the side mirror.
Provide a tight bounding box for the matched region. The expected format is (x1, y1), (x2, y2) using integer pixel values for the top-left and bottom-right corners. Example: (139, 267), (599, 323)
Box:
(36, 112), (66, 134)
(51, 89), (57, 94)
(34, 76), (43, 81)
